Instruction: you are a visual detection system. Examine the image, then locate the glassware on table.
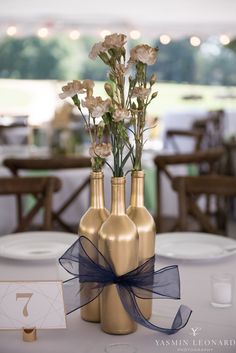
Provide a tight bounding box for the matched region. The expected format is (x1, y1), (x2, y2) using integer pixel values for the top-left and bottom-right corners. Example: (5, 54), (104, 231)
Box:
(211, 274), (233, 308)
(104, 343), (137, 353)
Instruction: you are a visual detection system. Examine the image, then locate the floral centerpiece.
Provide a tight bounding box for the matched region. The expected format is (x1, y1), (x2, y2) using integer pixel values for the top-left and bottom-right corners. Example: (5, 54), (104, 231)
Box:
(89, 33), (158, 174)
(59, 33), (192, 337)
(89, 34), (159, 324)
(59, 33), (159, 333)
(59, 33), (158, 175)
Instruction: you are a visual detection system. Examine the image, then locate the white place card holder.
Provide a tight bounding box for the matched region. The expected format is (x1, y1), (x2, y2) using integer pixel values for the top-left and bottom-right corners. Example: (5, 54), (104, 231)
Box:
(0, 281), (66, 341)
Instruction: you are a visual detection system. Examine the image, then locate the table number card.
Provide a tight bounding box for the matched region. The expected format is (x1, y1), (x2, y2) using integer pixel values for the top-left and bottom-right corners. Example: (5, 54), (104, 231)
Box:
(0, 281), (66, 329)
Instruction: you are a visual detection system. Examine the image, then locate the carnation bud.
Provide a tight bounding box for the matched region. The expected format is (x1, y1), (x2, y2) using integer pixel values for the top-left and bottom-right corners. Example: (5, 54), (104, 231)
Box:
(104, 82), (113, 97)
(72, 95), (80, 108)
(151, 91), (158, 99)
(150, 73), (157, 86)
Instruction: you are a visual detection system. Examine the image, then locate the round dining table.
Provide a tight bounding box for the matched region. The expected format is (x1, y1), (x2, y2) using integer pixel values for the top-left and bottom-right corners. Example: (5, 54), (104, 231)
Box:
(0, 232), (235, 353)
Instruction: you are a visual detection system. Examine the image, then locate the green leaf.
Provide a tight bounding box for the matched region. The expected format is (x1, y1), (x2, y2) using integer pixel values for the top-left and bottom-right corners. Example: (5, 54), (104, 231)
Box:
(120, 147), (133, 169)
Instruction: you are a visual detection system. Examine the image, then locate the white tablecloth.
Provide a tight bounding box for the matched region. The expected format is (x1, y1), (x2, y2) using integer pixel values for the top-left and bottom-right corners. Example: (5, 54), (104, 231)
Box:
(0, 234), (235, 353)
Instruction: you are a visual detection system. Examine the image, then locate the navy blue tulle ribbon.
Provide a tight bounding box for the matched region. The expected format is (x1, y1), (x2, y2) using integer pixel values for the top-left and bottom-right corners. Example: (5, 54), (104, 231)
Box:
(59, 236), (192, 335)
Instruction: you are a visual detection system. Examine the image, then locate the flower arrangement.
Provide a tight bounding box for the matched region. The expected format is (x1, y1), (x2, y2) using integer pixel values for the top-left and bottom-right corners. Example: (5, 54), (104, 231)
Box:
(59, 33), (158, 175)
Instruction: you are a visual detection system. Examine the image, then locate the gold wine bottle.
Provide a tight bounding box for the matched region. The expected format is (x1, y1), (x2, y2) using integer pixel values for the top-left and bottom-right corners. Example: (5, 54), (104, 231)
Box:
(127, 170), (156, 319)
(99, 177), (139, 334)
(79, 171), (109, 322)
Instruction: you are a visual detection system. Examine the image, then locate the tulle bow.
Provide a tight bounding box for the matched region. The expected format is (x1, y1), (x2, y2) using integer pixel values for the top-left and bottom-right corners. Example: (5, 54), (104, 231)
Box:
(59, 236), (192, 335)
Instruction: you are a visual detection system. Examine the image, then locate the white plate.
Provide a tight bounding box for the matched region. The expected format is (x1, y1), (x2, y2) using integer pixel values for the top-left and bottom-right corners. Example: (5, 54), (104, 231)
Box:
(0, 232), (78, 261)
(156, 232), (236, 261)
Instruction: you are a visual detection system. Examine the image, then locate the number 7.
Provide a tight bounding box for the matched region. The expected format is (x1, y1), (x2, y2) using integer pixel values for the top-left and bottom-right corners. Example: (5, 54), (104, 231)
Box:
(16, 293), (33, 317)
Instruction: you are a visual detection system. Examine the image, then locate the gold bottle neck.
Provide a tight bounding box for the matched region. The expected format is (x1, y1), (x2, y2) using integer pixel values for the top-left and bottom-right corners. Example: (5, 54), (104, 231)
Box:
(90, 171), (105, 209)
(111, 177), (126, 215)
(130, 170), (145, 207)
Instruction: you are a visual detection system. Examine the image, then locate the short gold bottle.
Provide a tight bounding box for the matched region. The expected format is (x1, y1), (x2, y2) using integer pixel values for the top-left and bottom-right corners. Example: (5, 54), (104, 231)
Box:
(127, 170), (156, 319)
(79, 171), (109, 322)
(99, 177), (139, 334)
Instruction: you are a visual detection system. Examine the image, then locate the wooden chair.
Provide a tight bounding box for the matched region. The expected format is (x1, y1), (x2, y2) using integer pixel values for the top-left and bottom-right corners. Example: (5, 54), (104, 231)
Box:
(0, 116), (29, 145)
(164, 110), (225, 154)
(0, 176), (61, 232)
(165, 129), (204, 152)
(192, 109), (225, 150)
(172, 175), (236, 235)
(153, 148), (225, 232)
(224, 140), (236, 177)
(3, 156), (91, 233)
(223, 140), (236, 217)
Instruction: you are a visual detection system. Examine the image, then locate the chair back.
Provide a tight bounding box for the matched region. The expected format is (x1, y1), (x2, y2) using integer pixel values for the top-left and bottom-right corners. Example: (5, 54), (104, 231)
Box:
(172, 175), (236, 235)
(165, 129), (204, 153)
(192, 109), (225, 150)
(4, 156), (91, 174)
(0, 176), (61, 232)
(3, 156), (91, 233)
(153, 148), (225, 232)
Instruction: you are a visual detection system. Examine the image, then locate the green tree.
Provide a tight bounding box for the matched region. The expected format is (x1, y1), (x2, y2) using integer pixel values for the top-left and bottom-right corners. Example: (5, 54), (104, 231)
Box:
(228, 39), (236, 53)
(78, 35), (107, 81)
(0, 35), (236, 85)
(151, 39), (197, 83)
(0, 36), (79, 79)
(195, 41), (236, 85)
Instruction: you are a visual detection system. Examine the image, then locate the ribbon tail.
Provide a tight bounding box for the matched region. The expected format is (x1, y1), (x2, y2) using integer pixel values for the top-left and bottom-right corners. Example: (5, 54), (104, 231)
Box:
(129, 263), (181, 300)
(62, 277), (104, 315)
(118, 286), (192, 335)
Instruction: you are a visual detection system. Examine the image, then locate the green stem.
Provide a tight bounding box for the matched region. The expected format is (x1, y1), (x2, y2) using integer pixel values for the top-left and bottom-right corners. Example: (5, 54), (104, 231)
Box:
(78, 107), (93, 144)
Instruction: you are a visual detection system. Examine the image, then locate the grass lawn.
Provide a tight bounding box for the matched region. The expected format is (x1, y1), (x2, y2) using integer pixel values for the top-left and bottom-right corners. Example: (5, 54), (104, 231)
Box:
(93, 81), (236, 115)
(0, 79), (236, 118)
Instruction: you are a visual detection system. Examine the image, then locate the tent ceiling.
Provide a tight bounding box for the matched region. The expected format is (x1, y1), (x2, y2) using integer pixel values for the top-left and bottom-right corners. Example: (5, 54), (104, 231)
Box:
(0, 0), (235, 39)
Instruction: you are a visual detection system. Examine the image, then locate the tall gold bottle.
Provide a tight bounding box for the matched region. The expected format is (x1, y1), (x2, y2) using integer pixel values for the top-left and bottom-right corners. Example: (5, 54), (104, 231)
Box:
(79, 171), (109, 322)
(99, 177), (139, 334)
(127, 170), (156, 319)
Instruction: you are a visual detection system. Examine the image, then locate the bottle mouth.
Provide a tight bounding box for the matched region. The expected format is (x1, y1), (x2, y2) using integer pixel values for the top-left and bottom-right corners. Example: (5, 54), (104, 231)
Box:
(111, 176), (126, 184)
(132, 170), (144, 178)
(91, 171), (103, 178)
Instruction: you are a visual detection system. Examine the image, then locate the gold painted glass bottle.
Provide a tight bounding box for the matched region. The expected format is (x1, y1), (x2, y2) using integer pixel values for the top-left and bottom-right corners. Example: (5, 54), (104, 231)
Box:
(79, 171), (109, 322)
(99, 177), (139, 334)
(127, 170), (156, 319)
